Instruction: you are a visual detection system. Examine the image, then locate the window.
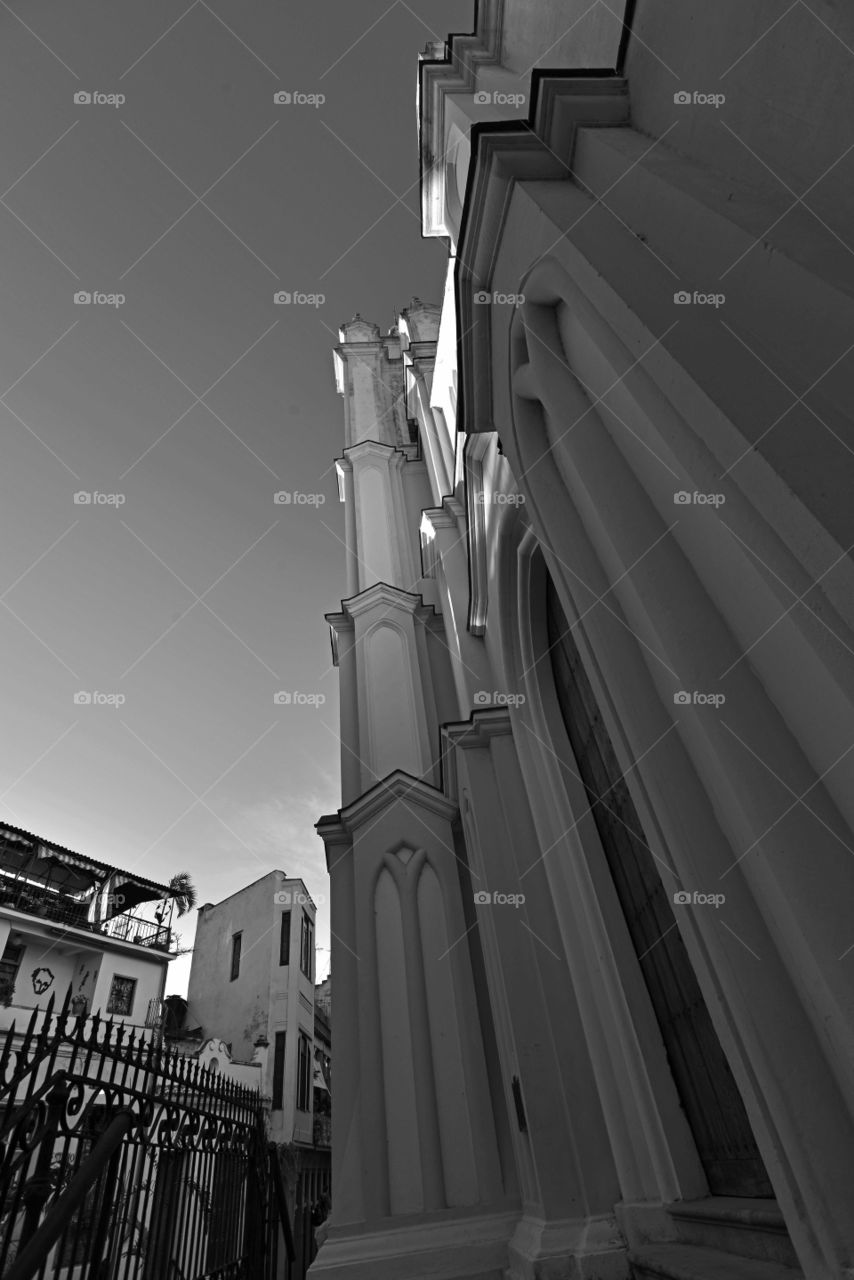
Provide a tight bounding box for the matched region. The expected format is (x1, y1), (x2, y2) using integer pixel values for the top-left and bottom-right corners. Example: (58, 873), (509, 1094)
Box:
(0, 941), (24, 1003)
(230, 932), (242, 981)
(296, 1031), (312, 1111)
(279, 911), (291, 966)
(106, 975), (136, 1017)
(272, 1031), (286, 1110)
(299, 911), (313, 979)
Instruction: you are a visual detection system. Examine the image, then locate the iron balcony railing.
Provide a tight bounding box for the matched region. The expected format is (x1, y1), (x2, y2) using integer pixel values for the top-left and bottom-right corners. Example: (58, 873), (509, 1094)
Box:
(0, 878), (172, 952)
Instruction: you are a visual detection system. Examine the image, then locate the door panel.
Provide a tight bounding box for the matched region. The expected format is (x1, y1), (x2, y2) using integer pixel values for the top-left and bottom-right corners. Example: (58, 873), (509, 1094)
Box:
(545, 574), (772, 1197)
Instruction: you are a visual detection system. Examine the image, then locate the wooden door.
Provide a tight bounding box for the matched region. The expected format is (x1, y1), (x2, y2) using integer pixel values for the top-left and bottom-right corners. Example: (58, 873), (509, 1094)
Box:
(545, 574), (773, 1197)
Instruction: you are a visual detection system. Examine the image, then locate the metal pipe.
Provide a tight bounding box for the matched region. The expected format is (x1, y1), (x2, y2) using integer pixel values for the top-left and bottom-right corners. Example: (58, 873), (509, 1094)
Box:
(4, 1108), (137, 1280)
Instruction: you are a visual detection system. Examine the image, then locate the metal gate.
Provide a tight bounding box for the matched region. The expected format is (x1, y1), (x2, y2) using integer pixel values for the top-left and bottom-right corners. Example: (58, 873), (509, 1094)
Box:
(0, 991), (295, 1279)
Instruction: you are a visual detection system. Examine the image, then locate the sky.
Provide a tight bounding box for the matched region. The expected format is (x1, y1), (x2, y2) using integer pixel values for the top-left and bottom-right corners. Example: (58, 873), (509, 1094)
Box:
(0, 0), (472, 994)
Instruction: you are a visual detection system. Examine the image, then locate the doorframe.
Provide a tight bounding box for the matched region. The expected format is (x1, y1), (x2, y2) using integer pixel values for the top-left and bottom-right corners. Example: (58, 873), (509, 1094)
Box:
(540, 560), (772, 1200)
(497, 522), (710, 1208)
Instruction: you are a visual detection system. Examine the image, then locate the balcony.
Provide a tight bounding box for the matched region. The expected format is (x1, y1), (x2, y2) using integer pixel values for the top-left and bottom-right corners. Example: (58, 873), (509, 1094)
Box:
(313, 1113), (331, 1148)
(0, 878), (173, 952)
(0, 820), (178, 965)
(103, 913), (172, 952)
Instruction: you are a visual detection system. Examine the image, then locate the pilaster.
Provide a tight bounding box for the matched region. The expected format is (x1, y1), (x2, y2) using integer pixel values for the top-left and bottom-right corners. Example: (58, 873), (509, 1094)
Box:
(443, 711), (628, 1280)
(421, 498), (492, 716)
(313, 773), (517, 1280)
(326, 584), (456, 798)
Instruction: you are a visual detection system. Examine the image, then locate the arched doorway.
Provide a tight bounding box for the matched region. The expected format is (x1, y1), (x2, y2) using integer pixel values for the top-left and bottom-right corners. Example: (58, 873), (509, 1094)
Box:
(543, 568), (772, 1198)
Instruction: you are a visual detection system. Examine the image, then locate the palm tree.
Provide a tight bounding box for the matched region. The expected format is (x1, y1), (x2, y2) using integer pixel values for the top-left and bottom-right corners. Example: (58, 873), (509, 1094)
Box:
(167, 872), (197, 917)
(155, 872), (198, 928)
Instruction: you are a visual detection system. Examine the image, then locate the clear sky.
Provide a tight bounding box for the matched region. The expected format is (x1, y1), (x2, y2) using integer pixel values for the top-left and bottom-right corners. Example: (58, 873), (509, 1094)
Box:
(0, 0), (471, 995)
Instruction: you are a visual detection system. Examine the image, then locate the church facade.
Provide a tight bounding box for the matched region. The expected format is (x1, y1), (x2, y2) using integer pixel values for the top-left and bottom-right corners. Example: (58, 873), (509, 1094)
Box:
(313, 3), (854, 1279)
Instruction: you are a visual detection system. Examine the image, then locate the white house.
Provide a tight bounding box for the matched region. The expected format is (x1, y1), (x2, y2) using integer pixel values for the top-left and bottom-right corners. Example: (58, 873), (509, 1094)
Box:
(0, 821), (174, 1036)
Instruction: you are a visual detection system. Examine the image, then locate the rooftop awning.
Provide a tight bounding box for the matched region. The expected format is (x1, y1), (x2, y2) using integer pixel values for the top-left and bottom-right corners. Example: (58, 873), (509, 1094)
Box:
(0, 823), (170, 916)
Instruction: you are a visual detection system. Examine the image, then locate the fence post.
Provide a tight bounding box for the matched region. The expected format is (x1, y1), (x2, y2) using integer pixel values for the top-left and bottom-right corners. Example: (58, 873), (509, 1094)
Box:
(84, 1136), (124, 1280)
(16, 1074), (71, 1253)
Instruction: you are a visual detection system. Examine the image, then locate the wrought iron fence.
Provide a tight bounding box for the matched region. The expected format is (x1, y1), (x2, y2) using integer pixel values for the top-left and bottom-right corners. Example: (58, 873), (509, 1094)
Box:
(0, 989), (295, 1279)
(288, 1153), (331, 1280)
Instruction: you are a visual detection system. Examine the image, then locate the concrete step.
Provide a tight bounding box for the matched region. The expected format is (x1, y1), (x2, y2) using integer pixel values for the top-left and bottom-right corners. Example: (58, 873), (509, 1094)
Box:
(667, 1199), (799, 1270)
(629, 1243), (804, 1280)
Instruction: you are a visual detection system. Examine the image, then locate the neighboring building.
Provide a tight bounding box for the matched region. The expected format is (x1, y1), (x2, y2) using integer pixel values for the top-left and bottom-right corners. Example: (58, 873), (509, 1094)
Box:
(0, 820), (174, 1033)
(187, 870), (318, 1146)
(313, 5), (854, 1280)
(314, 971), (331, 1017)
(313, 978), (331, 1150)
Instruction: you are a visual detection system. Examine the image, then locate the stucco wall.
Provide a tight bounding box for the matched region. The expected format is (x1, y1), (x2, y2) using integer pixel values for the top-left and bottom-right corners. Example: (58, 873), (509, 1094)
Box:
(625, 0), (854, 236)
(1, 919), (166, 1025)
(499, 0), (627, 75)
(188, 872), (317, 1143)
(189, 872), (277, 1060)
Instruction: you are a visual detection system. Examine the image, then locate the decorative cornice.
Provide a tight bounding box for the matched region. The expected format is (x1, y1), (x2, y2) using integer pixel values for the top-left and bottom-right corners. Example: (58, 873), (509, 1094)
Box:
(325, 583), (445, 665)
(455, 73), (629, 435)
(335, 770), (459, 832)
(334, 457), (350, 502)
(445, 707), (514, 747)
(420, 497), (466, 579)
(464, 432), (494, 635)
(315, 813), (352, 874)
(339, 581), (442, 623)
(342, 439), (420, 467)
(418, 0), (505, 239)
(441, 708), (514, 801)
